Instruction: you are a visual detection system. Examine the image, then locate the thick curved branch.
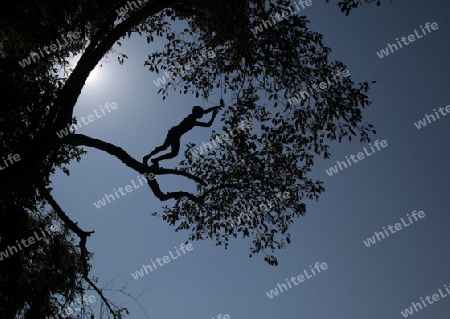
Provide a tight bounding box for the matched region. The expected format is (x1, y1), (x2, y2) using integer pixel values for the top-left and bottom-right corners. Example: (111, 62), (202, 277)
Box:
(63, 134), (145, 173)
(63, 133), (205, 202)
(63, 133), (205, 185)
(146, 179), (203, 203)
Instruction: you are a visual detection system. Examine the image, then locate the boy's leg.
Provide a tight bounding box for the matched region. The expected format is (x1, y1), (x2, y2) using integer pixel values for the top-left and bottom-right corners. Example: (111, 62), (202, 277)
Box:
(143, 139), (171, 165)
(151, 139), (181, 164)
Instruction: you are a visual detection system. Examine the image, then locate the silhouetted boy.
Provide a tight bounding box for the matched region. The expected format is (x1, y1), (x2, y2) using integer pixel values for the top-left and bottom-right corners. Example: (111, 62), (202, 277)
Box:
(143, 99), (224, 166)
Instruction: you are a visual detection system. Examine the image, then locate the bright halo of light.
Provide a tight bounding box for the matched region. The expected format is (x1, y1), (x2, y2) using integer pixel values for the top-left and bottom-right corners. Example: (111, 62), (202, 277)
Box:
(85, 66), (101, 85)
(66, 54), (104, 88)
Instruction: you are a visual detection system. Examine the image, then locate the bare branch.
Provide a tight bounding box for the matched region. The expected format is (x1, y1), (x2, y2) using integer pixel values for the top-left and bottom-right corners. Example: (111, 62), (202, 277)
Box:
(38, 184), (120, 319)
(38, 182), (94, 239)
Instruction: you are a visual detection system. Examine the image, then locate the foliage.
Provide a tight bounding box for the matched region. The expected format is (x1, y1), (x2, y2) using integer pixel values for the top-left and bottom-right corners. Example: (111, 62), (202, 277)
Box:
(147, 0), (375, 264)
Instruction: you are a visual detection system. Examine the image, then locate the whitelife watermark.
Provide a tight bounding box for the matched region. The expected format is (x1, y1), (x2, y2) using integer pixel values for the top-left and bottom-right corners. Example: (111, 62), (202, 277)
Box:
(0, 224), (59, 261)
(19, 31), (81, 68)
(228, 191), (290, 228)
(413, 104), (450, 129)
(400, 282), (450, 317)
(116, 0), (149, 16)
(265, 262), (328, 299)
(287, 69), (350, 106)
(251, 0), (313, 35)
(93, 173), (155, 209)
(363, 211), (426, 247)
(45, 294), (96, 319)
(0, 153), (21, 171)
(131, 243), (193, 280)
(56, 102), (118, 139)
(376, 22), (439, 59)
(189, 120), (253, 158)
(325, 140), (388, 177)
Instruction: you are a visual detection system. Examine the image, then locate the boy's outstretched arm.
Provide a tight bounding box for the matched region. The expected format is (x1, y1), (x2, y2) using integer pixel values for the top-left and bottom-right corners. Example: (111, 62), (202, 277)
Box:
(195, 109), (218, 127)
(195, 99), (224, 127)
(202, 98), (225, 114)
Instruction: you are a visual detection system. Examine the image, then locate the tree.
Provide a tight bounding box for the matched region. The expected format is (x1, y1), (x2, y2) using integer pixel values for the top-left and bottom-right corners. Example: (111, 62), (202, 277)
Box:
(0, 0), (386, 317)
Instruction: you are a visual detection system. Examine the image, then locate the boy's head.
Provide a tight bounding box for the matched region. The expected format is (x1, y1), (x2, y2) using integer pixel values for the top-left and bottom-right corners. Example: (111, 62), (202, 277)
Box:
(192, 105), (204, 118)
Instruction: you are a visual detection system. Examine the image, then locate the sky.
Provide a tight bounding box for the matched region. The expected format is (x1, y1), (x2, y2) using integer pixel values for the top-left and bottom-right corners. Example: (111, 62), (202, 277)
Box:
(50, 0), (450, 318)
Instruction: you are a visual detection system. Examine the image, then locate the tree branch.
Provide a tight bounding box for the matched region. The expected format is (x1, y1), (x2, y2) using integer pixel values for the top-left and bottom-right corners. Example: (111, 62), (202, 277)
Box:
(63, 133), (206, 185)
(146, 179), (203, 203)
(63, 133), (205, 202)
(38, 184), (120, 319)
(63, 133), (145, 173)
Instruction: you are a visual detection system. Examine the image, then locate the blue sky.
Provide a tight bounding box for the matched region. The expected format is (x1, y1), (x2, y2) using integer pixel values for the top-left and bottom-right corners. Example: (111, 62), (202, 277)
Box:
(51, 0), (450, 318)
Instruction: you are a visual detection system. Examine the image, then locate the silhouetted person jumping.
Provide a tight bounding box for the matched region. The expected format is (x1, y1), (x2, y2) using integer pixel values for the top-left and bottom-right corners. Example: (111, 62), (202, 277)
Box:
(143, 99), (225, 166)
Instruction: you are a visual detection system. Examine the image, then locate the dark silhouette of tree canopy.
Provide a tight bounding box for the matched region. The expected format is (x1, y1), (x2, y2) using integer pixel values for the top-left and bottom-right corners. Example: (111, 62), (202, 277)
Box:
(0, 0), (388, 317)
